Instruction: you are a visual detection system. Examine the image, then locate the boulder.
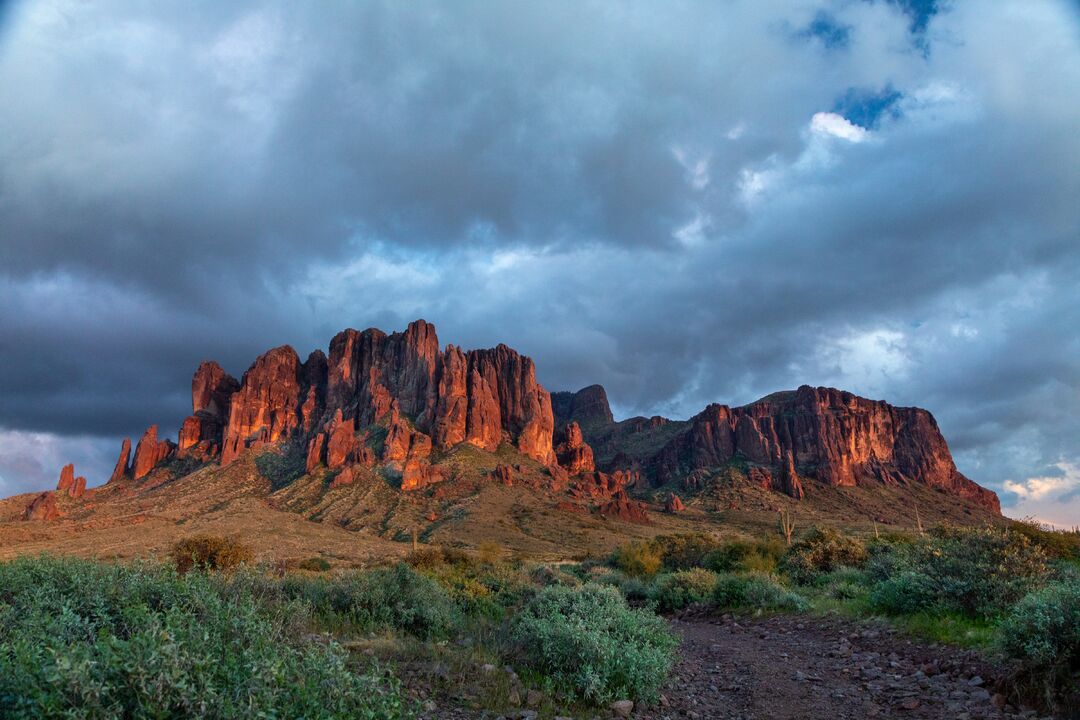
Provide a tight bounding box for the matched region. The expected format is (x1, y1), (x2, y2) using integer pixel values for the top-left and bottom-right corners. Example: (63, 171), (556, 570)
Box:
(23, 492), (61, 521)
(664, 492), (685, 513)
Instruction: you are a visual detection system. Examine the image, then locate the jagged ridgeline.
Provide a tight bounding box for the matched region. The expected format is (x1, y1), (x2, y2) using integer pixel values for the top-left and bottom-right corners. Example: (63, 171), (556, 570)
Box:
(12, 320), (998, 532)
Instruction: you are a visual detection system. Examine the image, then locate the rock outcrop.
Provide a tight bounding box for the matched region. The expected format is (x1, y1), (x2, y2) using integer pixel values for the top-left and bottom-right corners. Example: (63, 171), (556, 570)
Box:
(108, 438), (132, 483)
(23, 492), (60, 521)
(555, 422), (596, 474)
(665, 492), (685, 513)
(648, 386), (997, 510)
(132, 425), (175, 480)
(597, 490), (650, 524)
(55, 465), (86, 499)
(178, 361), (239, 454)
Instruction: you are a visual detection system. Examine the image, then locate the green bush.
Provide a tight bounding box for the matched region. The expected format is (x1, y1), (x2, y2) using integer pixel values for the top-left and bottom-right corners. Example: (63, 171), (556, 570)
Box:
(650, 533), (722, 570)
(869, 571), (941, 615)
(999, 580), (1080, 711)
(652, 569), (719, 612)
(818, 567), (872, 600)
(170, 534), (254, 573)
(1010, 519), (1080, 561)
(712, 572), (808, 612)
(270, 564), (458, 638)
(610, 540), (663, 577)
(0, 556), (411, 719)
(703, 539), (785, 574)
(594, 570), (654, 603)
(866, 526), (1050, 618)
(511, 585), (677, 704)
(781, 527), (868, 584)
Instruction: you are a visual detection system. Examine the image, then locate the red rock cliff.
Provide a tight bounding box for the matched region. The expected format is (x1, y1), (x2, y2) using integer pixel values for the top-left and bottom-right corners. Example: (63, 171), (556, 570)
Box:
(654, 386), (999, 511)
(179, 361), (239, 453)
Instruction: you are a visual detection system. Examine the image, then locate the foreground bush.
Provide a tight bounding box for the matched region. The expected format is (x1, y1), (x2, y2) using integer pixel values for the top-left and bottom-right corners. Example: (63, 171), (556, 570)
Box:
(868, 526), (1050, 618)
(998, 579), (1080, 710)
(712, 572), (808, 612)
(510, 585), (677, 704)
(276, 563), (458, 639)
(0, 556), (411, 719)
(170, 534), (254, 573)
(781, 527), (867, 583)
(652, 568), (719, 611)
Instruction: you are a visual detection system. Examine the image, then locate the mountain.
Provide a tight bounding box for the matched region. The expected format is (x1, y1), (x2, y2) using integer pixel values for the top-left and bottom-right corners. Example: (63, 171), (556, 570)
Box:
(0, 320), (1000, 561)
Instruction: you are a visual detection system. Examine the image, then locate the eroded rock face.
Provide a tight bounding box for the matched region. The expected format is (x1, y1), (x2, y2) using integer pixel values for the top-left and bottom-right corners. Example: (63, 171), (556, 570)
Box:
(179, 361), (239, 454)
(653, 386), (999, 511)
(221, 346), (303, 464)
(108, 438), (132, 484)
(56, 464), (75, 495)
(555, 422), (596, 474)
(132, 425), (175, 480)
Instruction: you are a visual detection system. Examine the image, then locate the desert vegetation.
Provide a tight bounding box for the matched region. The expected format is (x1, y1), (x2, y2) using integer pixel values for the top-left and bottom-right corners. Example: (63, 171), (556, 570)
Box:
(595, 520), (1080, 713)
(1, 520), (1078, 717)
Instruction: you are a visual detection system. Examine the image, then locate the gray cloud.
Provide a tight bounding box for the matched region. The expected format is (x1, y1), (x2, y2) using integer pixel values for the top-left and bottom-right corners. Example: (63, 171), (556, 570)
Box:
(1, 0), (1078, 523)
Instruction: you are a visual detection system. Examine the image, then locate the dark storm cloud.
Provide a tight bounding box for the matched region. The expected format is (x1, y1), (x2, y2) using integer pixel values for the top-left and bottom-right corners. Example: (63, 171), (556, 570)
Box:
(1, 0), (1078, 523)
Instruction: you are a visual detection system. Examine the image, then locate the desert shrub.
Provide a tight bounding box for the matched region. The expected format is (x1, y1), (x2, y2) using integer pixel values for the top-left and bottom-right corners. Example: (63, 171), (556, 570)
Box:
(425, 559), (534, 617)
(998, 579), (1080, 710)
(781, 527), (868, 584)
(298, 556), (332, 572)
(712, 572), (808, 612)
(0, 556), (411, 719)
(510, 585), (677, 704)
(254, 440), (307, 489)
(277, 564), (458, 639)
(869, 526), (1051, 618)
(170, 534), (254, 573)
(404, 545), (473, 570)
(594, 569), (654, 603)
(650, 533), (722, 570)
(1010, 519), (1080, 561)
(703, 538), (785, 574)
(869, 571), (941, 615)
(817, 567), (872, 600)
(611, 540), (663, 577)
(652, 568), (719, 612)
(864, 535), (918, 582)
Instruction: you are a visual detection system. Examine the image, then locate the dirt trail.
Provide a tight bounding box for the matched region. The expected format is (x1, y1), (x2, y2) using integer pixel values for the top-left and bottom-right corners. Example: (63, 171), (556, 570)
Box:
(424, 613), (1059, 720)
(635, 613), (1037, 720)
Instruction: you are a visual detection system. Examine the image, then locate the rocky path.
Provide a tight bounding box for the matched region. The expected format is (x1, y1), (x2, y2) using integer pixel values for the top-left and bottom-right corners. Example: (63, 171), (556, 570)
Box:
(634, 612), (1043, 720)
(421, 612), (1058, 720)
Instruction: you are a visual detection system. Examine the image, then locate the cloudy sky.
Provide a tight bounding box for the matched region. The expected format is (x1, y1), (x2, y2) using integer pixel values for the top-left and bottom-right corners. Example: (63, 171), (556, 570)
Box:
(1, 0), (1078, 525)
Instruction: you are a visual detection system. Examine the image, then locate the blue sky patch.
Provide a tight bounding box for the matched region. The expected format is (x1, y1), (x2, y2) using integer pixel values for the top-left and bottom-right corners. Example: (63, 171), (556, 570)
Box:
(832, 85), (904, 129)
